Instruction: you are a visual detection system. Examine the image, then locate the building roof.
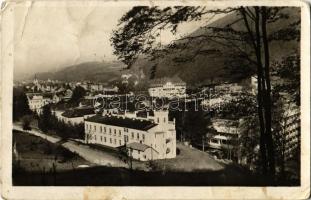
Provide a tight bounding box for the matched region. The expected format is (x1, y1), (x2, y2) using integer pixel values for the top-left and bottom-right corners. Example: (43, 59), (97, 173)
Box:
(149, 77), (186, 87)
(27, 92), (53, 100)
(126, 142), (151, 152)
(85, 115), (158, 131)
(61, 107), (95, 118)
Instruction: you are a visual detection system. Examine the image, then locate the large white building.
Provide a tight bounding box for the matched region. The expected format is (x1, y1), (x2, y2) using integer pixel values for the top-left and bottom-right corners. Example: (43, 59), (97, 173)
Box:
(148, 77), (186, 99)
(84, 110), (176, 161)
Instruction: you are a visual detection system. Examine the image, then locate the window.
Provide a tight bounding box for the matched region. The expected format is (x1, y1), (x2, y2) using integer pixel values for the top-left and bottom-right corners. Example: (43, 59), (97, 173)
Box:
(94, 126), (96, 131)
(142, 134), (145, 141)
(100, 136), (102, 142)
(124, 128), (128, 132)
(119, 130), (121, 136)
(104, 127), (106, 133)
(86, 124), (88, 130)
(138, 150), (140, 154)
(157, 118), (159, 123)
(137, 133), (139, 140)
(90, 125), (92, 130)
(114, 129), (116, 136)
(124, 135), (129, 143)
(100, 126), (102, 133)
(109, 128), (111, 134)
(114, 139), (116, 144)
(163, 117), (166, 123)
(119, 140), (121, 145)
(131, 132), (134, 139)
(110, 138), (112, 143)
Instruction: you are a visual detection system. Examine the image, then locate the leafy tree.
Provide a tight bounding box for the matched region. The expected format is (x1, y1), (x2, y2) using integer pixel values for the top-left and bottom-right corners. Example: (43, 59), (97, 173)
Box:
(13, 87), (32, 121)
(38, 105), (52, 132)
(272, 52), (300, 106)
(22, 115), (32, 131)
(111, 6), (300, 177)
(183, 106), (209, 146)
(70, 86), (86, 105)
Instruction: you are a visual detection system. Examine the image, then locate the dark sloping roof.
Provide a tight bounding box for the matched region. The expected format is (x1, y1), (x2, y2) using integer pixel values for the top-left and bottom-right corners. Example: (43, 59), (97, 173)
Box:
(126, 142), (150, 151)
(61, 107), (95, 118)
(85, 115), (158, 131)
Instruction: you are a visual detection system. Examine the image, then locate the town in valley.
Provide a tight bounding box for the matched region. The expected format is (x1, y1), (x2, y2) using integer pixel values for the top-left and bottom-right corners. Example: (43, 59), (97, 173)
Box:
(12, 5), (301, 186)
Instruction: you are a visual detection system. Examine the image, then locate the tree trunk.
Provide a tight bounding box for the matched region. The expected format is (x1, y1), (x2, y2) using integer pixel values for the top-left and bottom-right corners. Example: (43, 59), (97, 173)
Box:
(261, 7), (276, 177)
(254, 7), (268, 175)
(240, 7), (269, 174)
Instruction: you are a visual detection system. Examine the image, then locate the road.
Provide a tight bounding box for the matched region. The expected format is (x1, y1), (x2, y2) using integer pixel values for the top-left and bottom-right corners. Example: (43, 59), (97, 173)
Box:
(13, 125), (127, 168)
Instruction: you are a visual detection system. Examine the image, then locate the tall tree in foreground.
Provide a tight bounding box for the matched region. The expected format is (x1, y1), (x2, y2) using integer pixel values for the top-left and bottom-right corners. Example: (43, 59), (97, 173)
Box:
(111, 6), (300, 177)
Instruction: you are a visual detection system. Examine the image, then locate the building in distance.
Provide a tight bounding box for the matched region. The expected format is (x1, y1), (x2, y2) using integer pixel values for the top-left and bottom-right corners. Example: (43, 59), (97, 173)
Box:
(148, 77), (186, 99)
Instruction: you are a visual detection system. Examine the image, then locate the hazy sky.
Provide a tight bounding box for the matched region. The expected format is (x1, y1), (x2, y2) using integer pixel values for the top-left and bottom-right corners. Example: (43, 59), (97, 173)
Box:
(14, 2), (217, 77)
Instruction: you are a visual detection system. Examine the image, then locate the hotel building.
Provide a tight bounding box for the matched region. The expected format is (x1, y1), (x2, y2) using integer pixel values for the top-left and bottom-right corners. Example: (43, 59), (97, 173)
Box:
(148, 77), (186, 99)
(84, 110), (176, 161)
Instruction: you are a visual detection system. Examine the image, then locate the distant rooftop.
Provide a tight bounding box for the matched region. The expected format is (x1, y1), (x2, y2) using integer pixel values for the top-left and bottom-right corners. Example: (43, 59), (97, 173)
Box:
(61, 107), (95, 118)
(85, 115), (158, 131)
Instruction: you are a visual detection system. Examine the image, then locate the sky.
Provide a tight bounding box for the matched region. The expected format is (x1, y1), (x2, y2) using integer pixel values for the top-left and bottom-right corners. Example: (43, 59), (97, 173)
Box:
(14, 2), (219, 78)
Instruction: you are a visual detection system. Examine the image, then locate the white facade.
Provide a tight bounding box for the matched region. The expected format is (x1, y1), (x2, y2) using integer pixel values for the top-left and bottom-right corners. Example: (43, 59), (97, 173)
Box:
(208, 118), (241, 151)
(278, 105), (300, 160)
(27, 94), (52, 113)
(148, 79), (186, 99)
(85, 110), (176, 161)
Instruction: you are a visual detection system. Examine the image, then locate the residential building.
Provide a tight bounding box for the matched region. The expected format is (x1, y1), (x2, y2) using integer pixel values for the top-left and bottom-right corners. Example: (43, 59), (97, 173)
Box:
(148, 77), (186, 99)
(208, 118), (241, 150)
(214, 83), (244, 94)
(26, 93), (53, 113)
(281, 107), (300, 160)
(276, 95), (300, 160)
(103, 86), (119, 93)
(90, 83), (104, 92)
(85, 110), (176, 161)
(58, 106), (96, 125)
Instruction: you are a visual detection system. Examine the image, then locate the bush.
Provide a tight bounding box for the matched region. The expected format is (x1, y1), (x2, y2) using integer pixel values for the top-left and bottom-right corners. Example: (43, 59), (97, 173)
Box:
(43, 143), (53, 155)
(22, 115), (33, 131)
(176, 148), (180, 155)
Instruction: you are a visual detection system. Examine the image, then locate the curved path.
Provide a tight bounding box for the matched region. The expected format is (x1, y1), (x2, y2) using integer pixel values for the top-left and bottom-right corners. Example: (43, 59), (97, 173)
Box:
(13, 125), (127, 168)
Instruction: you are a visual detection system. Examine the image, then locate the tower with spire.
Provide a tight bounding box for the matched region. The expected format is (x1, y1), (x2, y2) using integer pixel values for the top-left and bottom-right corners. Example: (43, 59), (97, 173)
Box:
(33, 74), (38, 85)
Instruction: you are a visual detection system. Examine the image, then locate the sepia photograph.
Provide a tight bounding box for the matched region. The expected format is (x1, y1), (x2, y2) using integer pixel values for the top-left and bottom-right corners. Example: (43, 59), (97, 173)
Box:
(1, 0), (310, 199)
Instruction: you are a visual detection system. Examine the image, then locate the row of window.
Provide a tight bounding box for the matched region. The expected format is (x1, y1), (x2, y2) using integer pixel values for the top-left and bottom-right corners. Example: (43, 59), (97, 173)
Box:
(88, 134), (123, 146)
(86, 123), (146, 141)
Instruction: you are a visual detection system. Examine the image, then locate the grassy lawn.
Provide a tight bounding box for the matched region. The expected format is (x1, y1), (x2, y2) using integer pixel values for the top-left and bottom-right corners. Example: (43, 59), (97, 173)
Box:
(13, 130), (93, 173)
(150, 143), (224, 172)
